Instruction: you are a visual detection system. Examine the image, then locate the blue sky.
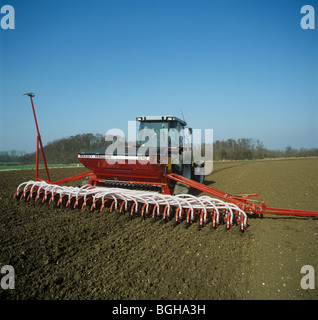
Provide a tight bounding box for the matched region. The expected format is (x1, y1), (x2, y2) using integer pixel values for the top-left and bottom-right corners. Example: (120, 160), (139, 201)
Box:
(0, 0), (317, 153)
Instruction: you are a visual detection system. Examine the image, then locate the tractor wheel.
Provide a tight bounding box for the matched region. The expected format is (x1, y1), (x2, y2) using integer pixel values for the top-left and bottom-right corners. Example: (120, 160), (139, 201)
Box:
(196, 173), (204, 185)
(173, 182), (190, 195)
(193, 162), (205, 185)
(82, 176), (90, 186)
(173, 164), (191, 195)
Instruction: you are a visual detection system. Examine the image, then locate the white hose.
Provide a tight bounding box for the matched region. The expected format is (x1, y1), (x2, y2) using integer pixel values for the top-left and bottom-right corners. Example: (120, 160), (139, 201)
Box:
(15, 180), (247, 231)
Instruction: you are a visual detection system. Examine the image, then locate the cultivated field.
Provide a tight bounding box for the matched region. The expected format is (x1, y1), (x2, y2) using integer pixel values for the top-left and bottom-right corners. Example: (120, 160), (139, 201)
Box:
(0, 158), (317, 300)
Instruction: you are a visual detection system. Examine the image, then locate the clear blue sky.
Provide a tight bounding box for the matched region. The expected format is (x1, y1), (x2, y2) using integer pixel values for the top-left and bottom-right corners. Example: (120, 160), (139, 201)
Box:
(0, 0), (317, 153)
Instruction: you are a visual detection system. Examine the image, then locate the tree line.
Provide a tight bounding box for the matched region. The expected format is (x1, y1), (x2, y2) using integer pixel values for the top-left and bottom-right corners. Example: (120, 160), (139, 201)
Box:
(0, 133), (109, 165)
(1, 134), (318, 165)
(213, 138), (318, 161)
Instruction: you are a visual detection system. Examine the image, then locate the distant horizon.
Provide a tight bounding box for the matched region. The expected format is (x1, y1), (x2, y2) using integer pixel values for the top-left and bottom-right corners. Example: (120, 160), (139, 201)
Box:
(1, 130), (318, 155)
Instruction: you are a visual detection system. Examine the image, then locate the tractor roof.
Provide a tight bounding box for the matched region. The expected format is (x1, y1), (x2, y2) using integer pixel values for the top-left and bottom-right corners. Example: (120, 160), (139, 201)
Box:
(136, 115), (187, 126)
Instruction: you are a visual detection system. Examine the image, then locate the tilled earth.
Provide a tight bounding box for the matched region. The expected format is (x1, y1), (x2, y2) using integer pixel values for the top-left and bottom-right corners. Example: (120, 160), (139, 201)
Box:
(0, 158), (318, 300)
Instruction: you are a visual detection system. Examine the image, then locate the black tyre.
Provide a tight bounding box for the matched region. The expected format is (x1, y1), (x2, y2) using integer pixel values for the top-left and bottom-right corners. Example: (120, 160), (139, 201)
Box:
(173, 164), (191, 195)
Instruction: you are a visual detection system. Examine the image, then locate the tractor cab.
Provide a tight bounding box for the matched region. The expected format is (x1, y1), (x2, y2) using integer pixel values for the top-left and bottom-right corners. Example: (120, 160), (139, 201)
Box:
(135, 115), (200, 188)
(135, 115), (191, 150)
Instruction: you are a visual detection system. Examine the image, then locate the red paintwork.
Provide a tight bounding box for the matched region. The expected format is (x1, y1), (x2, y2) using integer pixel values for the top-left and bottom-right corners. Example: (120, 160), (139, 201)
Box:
(26, 93), (51, 182)
(77, 154), (171, 193)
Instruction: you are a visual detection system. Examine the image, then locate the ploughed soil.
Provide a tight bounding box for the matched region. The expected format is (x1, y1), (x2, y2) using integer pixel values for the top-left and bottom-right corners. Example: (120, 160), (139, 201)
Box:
(0, 158), (318, 300)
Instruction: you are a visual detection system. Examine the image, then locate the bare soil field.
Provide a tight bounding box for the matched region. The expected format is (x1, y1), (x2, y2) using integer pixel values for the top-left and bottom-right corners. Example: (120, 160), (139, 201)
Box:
(0, 158), (317, 300)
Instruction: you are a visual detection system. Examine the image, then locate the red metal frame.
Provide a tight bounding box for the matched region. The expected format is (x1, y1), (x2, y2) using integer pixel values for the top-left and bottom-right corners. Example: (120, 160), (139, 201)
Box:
(25, 93), (51, 182)
(51, 170), (94, 185)
(167, 173), (318, 217)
